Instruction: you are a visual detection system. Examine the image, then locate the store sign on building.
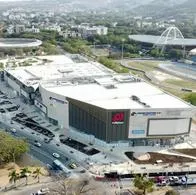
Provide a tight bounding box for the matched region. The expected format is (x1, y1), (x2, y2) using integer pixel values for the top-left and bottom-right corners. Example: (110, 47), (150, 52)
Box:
(112, 112), (124, 124)
(49, 97), (67, 104)
(132, 130), (145, 134)
(131, 111), (161, 116)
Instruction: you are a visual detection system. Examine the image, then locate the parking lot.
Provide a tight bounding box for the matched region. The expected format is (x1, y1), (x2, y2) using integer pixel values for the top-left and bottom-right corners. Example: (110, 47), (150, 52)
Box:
(11, 113), (55, 138)
(60, 137), (100, 156)
(0, 91), (20, 113)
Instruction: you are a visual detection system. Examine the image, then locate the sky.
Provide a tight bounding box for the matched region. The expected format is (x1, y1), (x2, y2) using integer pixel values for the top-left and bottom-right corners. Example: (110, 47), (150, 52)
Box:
(0, 0), (22, 1)
(0, 0), (29, 1)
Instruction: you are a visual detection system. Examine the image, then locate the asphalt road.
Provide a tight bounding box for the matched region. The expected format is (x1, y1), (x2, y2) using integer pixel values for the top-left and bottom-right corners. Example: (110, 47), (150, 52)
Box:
(0, 119), (74, 172)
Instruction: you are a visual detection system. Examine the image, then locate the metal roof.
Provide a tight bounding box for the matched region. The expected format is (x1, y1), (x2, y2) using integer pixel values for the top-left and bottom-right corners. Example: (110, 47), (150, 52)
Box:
(0, 38), (42, 48)
(129, 35), (196, 46)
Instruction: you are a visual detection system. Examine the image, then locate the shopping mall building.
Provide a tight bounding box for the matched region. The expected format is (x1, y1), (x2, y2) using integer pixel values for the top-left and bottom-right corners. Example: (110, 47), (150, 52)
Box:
(4, 55), (194, 146)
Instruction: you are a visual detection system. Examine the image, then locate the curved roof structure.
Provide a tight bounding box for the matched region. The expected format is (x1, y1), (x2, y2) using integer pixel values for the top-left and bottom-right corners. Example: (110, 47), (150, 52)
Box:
(129, 27), (196, 46)
(0, 38), (42, 48)
(189, 48), (196, 55)
(129, 34), (196, 46)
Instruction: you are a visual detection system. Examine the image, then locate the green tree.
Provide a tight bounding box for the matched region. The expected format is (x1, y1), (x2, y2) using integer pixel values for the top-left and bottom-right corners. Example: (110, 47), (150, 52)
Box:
(168, 49), (183, 59)
(183, 92), (196, 106)
(20, 167), (31, 185)
(33, 168), (43, 183)
(150, 48), (160, 57)
(0, 62), (4, 69)
(0, 131), (29, 165)
(133, 175), (154, 195)
(8, 170), (19, 185)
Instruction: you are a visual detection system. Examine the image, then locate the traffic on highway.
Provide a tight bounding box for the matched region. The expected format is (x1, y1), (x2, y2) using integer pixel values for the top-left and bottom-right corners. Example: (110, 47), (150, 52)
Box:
(1, 85), (196, 194)
(0, 88), (87, 179)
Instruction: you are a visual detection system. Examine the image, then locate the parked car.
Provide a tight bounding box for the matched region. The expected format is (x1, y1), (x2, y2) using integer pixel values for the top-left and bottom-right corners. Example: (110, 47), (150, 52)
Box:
(69, 162), (77, 169)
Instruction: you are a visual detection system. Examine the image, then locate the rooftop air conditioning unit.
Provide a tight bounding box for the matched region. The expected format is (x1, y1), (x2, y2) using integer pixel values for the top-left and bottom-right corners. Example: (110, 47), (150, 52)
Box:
(131, 95), (140, 101)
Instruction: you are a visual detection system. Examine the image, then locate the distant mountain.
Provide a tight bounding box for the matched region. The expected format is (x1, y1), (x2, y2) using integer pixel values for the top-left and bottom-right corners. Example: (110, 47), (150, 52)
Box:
(133, 0), (191, 17)
(149, 0), (187, 6)
(176, 0), (196, 11)
(0, 0), (195, 16)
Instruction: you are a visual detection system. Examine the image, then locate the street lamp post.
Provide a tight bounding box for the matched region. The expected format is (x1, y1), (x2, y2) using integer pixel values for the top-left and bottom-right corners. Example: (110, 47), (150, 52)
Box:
(121, 38), (125, 61)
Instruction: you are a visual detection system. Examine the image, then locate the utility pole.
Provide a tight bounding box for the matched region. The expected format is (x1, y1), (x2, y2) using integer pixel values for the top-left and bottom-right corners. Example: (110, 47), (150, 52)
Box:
(121, 38), (125, 61)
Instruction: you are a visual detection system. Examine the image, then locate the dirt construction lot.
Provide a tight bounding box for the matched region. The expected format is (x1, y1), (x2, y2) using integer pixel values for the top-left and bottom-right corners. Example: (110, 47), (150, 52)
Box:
(125, 152), (196, 164)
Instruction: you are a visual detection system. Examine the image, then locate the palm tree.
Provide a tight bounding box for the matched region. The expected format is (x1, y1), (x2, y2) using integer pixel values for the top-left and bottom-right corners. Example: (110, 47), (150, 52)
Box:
(33, 168), (43, 183)
(20, 167), (31, 185)
(8, 170), (19, 186)
(133, 175), (154, 195)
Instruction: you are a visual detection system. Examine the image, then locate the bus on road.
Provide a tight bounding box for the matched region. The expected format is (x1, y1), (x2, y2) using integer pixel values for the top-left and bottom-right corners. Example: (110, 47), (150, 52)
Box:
(53, 160), (71, 177)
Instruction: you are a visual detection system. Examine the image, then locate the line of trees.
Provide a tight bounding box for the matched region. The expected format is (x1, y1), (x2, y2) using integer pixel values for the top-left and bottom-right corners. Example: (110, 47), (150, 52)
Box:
(8, 167), (43, 186)
(61, 38), (92, 55)
(0, 131), (29, 165)
(98, 56), (129, 73)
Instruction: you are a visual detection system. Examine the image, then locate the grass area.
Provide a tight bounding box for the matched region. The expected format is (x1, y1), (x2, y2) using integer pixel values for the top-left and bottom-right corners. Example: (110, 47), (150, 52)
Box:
(99, 57), (129, 73)
(0, 62), (4, 70)
(165, 79), (196, 90)
(175, 149), (196, 157)
(126, 60), (195, 104)
(125, 152), (195, 164)
(129, 69), (145, 78)
(160, 86), (187, 98)
(128, 60), (160, 72)
(91, 48), (109, 57)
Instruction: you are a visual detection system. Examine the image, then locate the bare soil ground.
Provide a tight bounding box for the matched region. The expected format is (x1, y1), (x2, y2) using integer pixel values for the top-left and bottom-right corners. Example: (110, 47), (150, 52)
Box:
(0, 154), (48, 188)
(125, 152), (196, 164)
(175, 149), (196, 157)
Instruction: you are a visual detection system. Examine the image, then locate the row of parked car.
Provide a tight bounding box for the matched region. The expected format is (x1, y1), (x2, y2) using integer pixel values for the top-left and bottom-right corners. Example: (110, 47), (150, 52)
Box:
(11, 112), (55, 138)
(155, 175), (188, 186)
(0, 90), (19, 113)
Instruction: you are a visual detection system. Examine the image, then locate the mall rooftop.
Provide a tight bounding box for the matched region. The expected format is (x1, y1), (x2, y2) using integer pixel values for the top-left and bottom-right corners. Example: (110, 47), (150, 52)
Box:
(5, 55), (193, 110)
(41, 75), (192, 110)
(5, 55), (113, 89)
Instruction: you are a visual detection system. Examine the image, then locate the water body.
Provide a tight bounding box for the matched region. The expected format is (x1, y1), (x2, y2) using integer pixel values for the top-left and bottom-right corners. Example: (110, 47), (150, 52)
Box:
(159, 62), (196, 81)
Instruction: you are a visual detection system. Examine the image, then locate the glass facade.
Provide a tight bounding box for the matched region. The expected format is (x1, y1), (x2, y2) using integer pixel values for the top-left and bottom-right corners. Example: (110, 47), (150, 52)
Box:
(69, 102), (107, 141)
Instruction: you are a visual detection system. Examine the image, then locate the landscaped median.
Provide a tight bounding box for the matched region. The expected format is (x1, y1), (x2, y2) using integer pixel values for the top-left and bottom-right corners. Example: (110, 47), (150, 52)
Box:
(98, 56), (129, 73)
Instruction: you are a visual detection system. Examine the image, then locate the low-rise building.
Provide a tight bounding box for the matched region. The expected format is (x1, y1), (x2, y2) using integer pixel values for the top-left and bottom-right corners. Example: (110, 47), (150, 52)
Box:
(72, 24), (108, 37)
(15, 25), (25, 34)
(59, 30), (81, 38)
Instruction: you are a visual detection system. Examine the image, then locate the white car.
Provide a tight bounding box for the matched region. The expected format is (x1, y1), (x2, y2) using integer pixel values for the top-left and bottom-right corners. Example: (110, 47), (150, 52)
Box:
(11, 128), (16, 133)
(52, 153), (60, 158)
(34, 142), (42, 147)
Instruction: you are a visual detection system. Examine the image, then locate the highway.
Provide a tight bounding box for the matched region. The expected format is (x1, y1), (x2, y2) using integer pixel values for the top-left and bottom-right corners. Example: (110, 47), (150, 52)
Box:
(0, 117), (83, 176)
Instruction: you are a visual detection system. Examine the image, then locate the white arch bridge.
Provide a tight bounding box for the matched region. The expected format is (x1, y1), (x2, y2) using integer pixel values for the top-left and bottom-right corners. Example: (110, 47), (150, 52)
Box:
(129, 26), (196, 47)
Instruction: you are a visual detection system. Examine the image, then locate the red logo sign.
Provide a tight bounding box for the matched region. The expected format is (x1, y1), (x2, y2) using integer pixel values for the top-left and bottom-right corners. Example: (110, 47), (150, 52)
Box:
(112, 112), (124, 124)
